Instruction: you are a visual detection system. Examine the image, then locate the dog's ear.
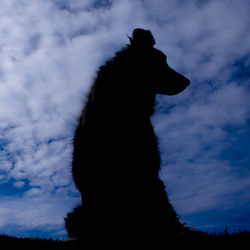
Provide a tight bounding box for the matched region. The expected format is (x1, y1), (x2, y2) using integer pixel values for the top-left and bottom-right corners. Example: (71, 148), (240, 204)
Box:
(129, 28), (155, 49)
(128, 35), (133, 45)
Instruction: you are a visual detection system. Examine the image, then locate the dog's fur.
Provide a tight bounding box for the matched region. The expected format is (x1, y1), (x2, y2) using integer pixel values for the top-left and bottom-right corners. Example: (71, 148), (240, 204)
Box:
(65, 29), (190, 245)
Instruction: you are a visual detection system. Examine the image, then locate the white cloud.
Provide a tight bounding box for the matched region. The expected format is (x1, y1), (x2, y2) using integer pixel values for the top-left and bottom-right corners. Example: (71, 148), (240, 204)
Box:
(13, 181), (25, 188)
(154, 81), (250, 216)
(0, 193), (78, 230)
(142, 0), (250, 82)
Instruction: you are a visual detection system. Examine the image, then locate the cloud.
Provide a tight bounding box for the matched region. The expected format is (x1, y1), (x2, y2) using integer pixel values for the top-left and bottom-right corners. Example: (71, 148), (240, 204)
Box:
(0, 0), (250, 237)
(0, 193), (78, 234)
(145, 0), (250, 230)
(13, 181), (25, 188)
(142, 0), (250, 81)
(154, 82), (250, 216)
(0, 0), (151, 236)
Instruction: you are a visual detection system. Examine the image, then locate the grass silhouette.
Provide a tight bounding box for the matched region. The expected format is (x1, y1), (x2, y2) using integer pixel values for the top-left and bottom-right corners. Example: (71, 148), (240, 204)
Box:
(1, 229), (250, 249)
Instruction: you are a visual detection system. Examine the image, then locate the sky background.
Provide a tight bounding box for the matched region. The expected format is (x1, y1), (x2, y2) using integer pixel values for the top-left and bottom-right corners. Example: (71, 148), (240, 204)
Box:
(0, 0), (250, 239)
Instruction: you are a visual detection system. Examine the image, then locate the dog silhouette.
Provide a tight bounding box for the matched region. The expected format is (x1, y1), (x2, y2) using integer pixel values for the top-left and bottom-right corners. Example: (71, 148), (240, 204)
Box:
(65, 28), (190, 246)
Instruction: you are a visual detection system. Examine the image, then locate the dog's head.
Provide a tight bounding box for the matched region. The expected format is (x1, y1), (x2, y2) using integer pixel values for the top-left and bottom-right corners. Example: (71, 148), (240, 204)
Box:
(128, 28), (190, 96)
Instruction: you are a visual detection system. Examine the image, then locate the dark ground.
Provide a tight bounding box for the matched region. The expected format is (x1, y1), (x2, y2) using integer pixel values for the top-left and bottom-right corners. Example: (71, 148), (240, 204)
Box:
(1, 230), (250, 249)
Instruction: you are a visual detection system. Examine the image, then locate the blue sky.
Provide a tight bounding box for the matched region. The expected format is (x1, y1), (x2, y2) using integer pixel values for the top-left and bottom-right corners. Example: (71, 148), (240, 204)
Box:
(0, 0), (250, 239)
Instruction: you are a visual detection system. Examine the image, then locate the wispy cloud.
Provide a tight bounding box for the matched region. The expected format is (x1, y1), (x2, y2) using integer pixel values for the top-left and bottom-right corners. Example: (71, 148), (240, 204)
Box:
(149, 0), (250, 231)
